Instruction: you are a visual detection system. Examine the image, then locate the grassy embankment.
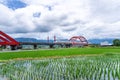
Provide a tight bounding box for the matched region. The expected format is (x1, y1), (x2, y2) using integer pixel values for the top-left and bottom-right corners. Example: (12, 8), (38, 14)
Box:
(0, 47), (120, 60)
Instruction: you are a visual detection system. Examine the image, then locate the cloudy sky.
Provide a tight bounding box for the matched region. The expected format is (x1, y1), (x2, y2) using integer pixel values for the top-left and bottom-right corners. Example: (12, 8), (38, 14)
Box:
(0, 0), (120, 40)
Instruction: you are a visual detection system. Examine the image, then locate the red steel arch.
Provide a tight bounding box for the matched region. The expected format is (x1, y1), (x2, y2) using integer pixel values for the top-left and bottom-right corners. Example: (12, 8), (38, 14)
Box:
(69, 36), (88, 46)
(0, 31), (19, 46)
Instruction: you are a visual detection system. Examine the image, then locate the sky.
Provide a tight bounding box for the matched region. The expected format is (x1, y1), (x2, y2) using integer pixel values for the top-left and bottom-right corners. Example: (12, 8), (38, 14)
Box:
(0, 0), (120, 40)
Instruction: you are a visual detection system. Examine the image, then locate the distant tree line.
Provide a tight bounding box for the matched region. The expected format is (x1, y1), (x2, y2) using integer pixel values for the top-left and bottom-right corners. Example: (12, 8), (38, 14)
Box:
(113, 39), (120, 46)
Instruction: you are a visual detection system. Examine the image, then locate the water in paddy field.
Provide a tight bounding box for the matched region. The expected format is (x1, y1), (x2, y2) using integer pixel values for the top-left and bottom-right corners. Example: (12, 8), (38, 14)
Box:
(0, 75), (8, 80)
(0, 55), (120, 80)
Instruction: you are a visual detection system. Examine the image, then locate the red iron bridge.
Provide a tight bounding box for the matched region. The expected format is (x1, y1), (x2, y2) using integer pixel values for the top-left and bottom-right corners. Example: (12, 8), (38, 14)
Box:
(0, 31), (88, 50)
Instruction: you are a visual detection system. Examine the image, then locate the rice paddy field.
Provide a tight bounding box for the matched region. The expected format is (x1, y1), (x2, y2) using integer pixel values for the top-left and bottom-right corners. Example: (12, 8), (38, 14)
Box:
(0, 47), (120, 80)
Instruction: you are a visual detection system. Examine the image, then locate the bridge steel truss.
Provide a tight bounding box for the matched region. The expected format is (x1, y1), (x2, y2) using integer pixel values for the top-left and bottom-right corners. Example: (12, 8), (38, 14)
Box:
(0, 31), (20, 50)
(69, 36), (88, 46)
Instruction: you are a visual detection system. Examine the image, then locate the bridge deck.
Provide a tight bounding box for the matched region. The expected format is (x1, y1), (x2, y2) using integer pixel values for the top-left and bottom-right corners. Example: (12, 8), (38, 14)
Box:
(19, 42), (72, 45)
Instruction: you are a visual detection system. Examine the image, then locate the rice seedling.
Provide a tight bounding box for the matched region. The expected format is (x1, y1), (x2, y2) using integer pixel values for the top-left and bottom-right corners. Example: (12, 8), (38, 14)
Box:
(0, 54), (120, 80)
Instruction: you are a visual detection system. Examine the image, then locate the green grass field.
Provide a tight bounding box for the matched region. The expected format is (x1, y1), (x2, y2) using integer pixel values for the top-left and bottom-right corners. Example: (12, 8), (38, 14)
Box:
(0, 47), (120, 60)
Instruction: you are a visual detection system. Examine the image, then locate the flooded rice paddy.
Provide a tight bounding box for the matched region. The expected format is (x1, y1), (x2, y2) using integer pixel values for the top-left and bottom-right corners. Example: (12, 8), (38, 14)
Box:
(0, 54), (120, 80)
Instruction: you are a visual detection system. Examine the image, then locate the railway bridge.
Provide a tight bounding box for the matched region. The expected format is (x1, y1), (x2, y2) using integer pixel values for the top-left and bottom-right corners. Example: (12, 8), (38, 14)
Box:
(0, 31), (88, 50)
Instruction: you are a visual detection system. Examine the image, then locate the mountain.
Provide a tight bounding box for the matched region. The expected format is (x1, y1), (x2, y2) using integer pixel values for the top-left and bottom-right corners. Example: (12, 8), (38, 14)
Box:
(15, 38), (53, 43)
(15, 38), (114, 44)
(88, 38), (114, 44)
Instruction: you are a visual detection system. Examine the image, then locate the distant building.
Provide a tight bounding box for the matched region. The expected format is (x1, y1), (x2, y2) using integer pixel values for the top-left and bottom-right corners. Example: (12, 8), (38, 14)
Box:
(100, 41), (112, 46)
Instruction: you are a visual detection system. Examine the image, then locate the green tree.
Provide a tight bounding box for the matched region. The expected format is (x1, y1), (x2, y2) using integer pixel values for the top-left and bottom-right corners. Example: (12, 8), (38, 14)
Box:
(113, 39), (120, 46)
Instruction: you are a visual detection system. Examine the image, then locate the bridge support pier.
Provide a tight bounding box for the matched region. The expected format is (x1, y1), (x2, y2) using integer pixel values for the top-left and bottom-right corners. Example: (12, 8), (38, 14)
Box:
(10, 45), (17, 50)
(33, 44), (37, 49)
(65, 44), (72, 48)
(49, 45), (54, 48)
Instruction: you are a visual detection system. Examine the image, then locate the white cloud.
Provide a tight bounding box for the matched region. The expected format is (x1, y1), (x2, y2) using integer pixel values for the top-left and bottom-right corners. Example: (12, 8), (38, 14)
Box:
(0, 0), (120, 40)
(89, 0), (120, 22)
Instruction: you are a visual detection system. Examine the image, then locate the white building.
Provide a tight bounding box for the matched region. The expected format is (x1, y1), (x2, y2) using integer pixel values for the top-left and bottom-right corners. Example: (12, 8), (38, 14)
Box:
(100, 41), (112, 46)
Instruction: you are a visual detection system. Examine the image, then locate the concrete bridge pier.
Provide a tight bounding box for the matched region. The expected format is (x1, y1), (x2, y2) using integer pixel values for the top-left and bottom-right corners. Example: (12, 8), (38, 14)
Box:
(33, 44), (37, 49)
(65, 44), (72, 48)
(10, 45), (18, 50)
(60, 44), (72, 48)
(49, 44), (54, 48)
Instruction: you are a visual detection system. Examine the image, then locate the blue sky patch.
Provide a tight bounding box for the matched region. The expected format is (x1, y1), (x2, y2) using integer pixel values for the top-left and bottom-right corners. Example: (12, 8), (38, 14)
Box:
(2, 0), (27, 10)
(45, 5), (52, 11)
(33, 12), (41, 18)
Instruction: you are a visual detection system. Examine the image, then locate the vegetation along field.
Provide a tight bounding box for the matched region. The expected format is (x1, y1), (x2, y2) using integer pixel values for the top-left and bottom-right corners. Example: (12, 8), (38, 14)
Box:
(0, 47), (120, 80)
